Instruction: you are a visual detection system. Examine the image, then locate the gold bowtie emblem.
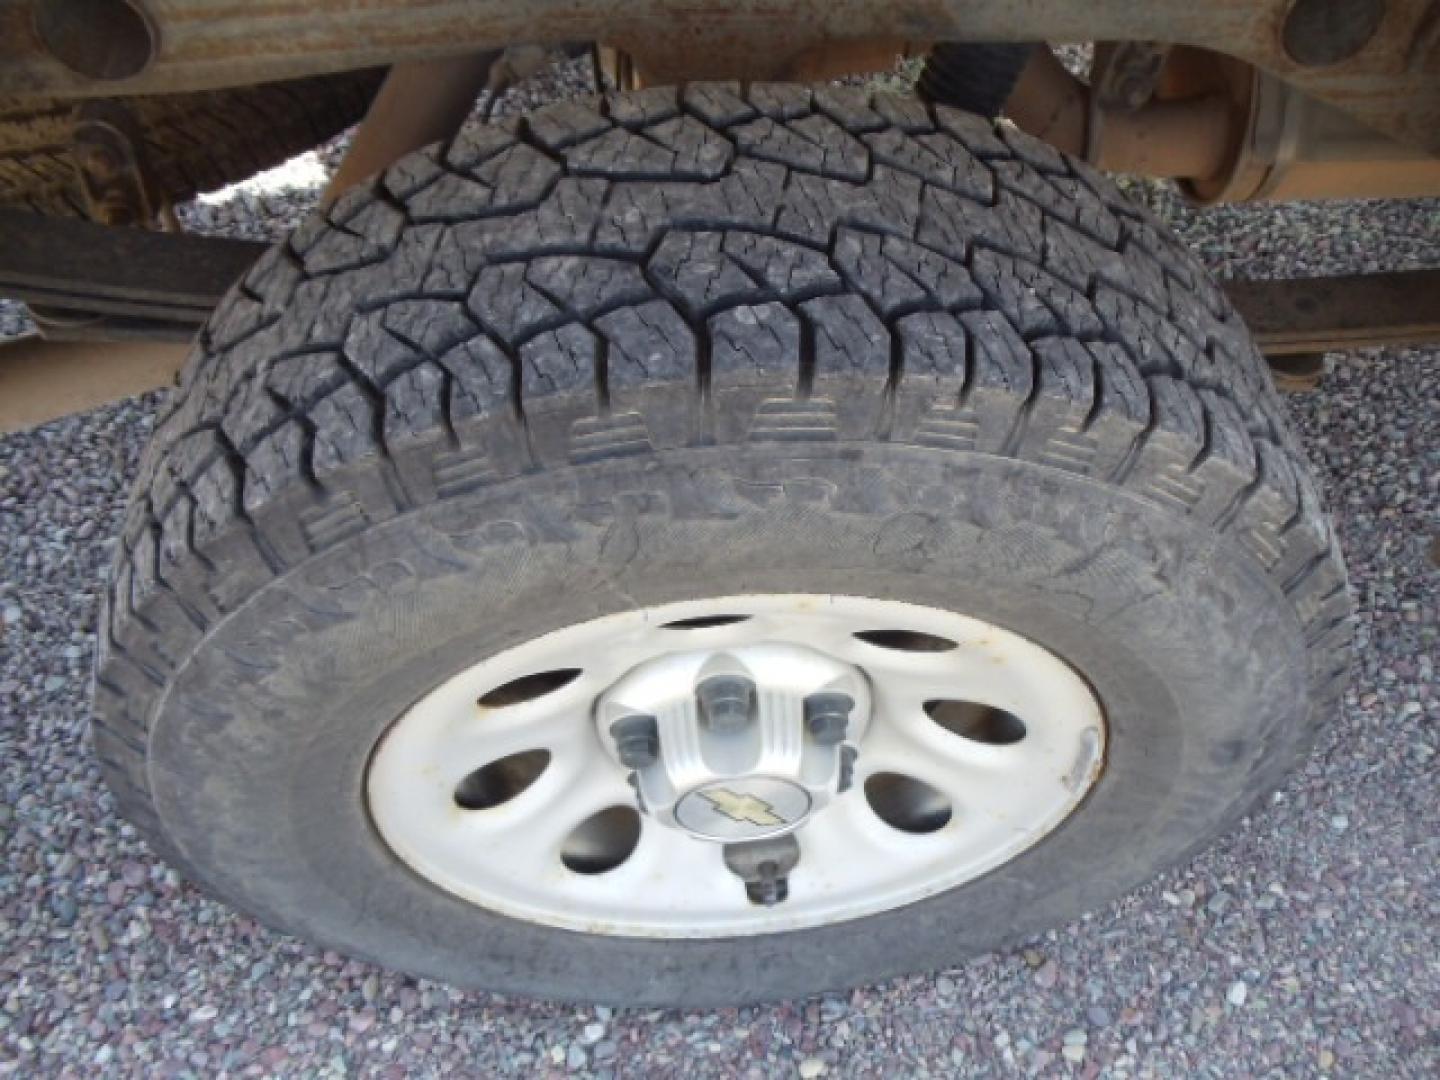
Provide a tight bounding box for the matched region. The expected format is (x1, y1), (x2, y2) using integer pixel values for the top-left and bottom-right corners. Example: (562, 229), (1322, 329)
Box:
(699, 788), (787, 827)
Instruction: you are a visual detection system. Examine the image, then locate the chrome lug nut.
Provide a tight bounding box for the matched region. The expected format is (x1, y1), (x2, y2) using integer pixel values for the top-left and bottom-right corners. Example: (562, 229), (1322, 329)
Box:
(697, 673), (755, 733)
(610, 714), (659, 768)
(804, 691), (854, 745)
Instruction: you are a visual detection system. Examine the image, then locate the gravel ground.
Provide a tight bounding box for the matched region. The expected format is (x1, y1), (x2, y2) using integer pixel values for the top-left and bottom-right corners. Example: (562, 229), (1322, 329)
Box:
(2, 57), (1437, 1077)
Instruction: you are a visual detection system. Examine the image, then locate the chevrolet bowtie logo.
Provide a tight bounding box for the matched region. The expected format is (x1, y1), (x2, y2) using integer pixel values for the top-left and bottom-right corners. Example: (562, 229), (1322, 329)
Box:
(699, 788), (787, 827)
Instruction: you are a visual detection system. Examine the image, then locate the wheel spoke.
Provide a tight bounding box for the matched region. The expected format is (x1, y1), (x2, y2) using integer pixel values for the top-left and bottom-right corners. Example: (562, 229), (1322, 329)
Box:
(856, 709), (1069, 814)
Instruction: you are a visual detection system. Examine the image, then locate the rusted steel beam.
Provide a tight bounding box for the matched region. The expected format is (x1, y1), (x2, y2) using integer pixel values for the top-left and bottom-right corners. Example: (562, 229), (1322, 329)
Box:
(3, 0), (1438, 156)
(321, 51), (498, 207)
(0, 209), (265, 324)
(1222, 269), (1440, 356)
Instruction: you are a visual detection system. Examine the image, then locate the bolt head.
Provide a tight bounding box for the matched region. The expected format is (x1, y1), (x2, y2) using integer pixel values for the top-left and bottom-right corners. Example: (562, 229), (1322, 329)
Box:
(697, 674), (754, 733)
(804, 691), (854, 745)
(610, 714), (659, 768)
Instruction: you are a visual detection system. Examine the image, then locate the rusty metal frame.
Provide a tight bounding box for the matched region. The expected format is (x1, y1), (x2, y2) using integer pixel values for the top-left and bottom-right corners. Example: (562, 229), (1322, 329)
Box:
(999, 44), (1440, 201)
(0, 208), (261, 331)
(4, 1), (1438, 157)
(1225, 269), (1440, 357)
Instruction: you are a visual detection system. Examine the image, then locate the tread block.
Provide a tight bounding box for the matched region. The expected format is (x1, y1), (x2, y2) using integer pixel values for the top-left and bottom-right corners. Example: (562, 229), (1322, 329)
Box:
(972, 247), (1103, 338)
(803, 294), (890, 438)
(747, 83), (814, 120)
(525, 100), (611, 150)
(920, 185), (1042, 264)
(649, 230), (767, 316)
(521, 323), (599, 400)
(565, 126), (678, 178)
(862, 128), (993, 202)
(871, 93), (934, 133)
(606, 87), (680, 127)
(301, 198), (405, 276)
(891, 309), (977, 450)
(444, 122), (518, 170)
(958, 310), (1034, 453)
(311, 382), (381, 476)
(722, 231), (841, 298)
(1016, 337), (1100, 475)
(526, 256), (651, 319)
(596, 301), (699, 449)
(812, 86), (887, 133)
(469, 262), (566, 346)
(644, 116), (735, 179)
(710, 302), (801, 388)
(1124, 376), (1210, 514)
(412, 143), (562, 223)
(777, 168), (921, 245)
(682, 83), (756, 127)
(833, 229), (929, 315)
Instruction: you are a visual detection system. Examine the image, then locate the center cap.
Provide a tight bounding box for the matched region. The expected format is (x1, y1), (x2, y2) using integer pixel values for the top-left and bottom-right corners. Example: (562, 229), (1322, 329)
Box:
(595, 640), (871, 843)
(674, 777), (813, 841)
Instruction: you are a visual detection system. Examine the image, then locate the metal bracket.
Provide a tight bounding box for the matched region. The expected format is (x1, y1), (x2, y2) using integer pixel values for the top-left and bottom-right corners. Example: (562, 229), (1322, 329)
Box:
(71, 101), (158, 227)
(1086, 41), (1173, 165)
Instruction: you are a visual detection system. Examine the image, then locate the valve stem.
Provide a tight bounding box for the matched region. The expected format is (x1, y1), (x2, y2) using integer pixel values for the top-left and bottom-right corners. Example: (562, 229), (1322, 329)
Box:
(724, 834), (801, 906)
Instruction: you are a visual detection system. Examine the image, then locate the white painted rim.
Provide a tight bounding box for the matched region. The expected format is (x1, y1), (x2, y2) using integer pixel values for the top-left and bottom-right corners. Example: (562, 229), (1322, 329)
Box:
(366, 595), (1106, 938)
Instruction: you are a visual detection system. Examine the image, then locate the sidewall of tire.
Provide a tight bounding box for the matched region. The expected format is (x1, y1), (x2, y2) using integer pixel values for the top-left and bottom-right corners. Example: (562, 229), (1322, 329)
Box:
(146, 443), (1309, 1006)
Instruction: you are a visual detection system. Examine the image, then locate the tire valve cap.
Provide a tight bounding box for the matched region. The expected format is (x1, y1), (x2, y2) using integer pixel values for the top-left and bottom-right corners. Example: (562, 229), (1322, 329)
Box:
(610, 714), (659, 769)
(804, 692), (854, 745)
(745, 862), (789, 907)
(697, 674), (755, 733)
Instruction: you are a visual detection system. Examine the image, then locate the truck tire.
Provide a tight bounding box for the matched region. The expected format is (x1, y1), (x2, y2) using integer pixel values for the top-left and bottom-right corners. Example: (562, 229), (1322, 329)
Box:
(0, 70), (381, 217)
(93, 84), (1352, 1006)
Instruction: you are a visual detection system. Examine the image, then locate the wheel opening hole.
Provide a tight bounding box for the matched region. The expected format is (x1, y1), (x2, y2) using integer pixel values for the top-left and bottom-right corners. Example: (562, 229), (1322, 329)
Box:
(660, 614), (752, 629)
(561, 806), (642, 874)
(453, 749), (550, 810)
(854, 629), (957, 653)
(478, 668), (581, 708)
(924, 700), (1027, 745)
(864, 772), (952, 834)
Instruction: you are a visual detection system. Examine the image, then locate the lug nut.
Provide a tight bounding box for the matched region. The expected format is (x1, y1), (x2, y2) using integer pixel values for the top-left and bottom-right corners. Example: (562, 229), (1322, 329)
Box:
(804, 692), (854, 745)
(610, 714), (659, 768)
(697, 674), (754, 733)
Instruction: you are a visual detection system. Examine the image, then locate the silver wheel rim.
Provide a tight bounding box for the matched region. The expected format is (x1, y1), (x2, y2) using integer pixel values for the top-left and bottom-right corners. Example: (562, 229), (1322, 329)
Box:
(366, 594), (1106, 938)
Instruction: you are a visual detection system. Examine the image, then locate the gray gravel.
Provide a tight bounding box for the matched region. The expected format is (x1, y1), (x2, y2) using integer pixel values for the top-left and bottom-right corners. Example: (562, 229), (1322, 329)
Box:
(2, 57), (1438, 1077)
